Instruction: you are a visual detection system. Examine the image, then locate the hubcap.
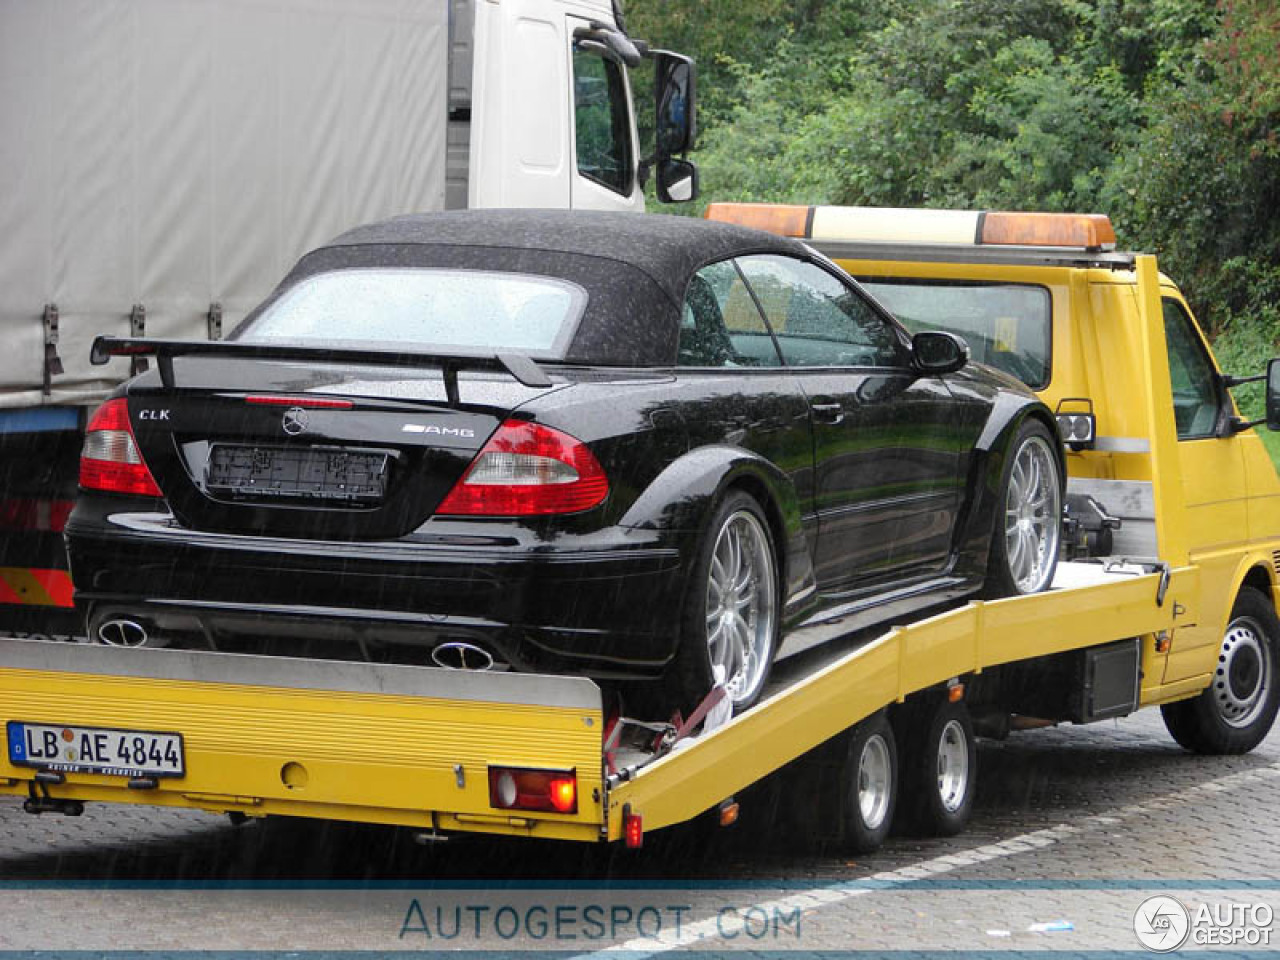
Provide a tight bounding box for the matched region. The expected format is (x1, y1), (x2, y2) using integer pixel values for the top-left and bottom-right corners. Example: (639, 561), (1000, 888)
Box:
(857, 733), (892, 830)
(935, 719), (969, 813)
(705, 509), (777, 706)
(1214, 616), (1273, 728)
(1003, 434), (1061, 593)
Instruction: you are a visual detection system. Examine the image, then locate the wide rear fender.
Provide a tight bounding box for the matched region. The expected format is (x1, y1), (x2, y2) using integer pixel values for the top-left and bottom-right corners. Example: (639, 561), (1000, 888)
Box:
(617, 444), (816, 615)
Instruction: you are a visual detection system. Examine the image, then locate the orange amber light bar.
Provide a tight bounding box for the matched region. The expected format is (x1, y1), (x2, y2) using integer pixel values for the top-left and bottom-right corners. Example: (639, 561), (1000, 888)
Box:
(704, 203), (812, 238)
(981, 212), (1116, 250)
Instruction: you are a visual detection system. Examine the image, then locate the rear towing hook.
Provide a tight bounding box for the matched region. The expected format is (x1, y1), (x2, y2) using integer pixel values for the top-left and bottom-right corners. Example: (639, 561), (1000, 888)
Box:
(23, 772), (85, 817)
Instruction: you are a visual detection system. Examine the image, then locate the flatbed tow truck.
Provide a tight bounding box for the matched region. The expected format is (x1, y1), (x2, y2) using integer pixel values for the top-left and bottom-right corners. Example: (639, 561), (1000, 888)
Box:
(3, 207), (1278, 851)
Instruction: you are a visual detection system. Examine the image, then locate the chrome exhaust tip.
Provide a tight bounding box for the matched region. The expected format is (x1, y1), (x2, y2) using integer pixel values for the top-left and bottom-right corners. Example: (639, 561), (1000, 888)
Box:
(97, 618), (149, 648)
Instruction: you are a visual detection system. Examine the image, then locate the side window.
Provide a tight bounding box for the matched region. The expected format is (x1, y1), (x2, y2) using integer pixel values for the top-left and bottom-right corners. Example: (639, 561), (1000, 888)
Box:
(735, 255), (905, 368)
(1163, 298), (1222, 440)
(678, 260), (782, 368)
(572, 49), (633, 196)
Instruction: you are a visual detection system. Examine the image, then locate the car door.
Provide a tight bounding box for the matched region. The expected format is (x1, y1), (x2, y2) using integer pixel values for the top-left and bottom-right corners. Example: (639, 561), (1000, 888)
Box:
(734, 254), (968, 594)
(672, 258), (818, 594)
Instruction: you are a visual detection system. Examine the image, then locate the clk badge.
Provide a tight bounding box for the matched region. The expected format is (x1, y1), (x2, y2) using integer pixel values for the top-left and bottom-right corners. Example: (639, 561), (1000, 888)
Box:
(281, 407), (309, 436)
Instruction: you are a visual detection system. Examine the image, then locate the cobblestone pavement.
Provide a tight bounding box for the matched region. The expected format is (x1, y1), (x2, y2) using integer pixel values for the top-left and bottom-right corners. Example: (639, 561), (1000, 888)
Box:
(2, 708), (1279, 955)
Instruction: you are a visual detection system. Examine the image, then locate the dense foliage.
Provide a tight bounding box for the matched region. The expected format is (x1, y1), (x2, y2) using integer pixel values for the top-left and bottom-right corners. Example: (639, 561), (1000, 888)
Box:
(628, 0), (1280, 399)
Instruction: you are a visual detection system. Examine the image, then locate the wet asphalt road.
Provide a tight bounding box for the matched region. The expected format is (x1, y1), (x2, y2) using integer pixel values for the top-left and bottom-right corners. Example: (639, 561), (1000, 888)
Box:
(2, 707), (1279, 953)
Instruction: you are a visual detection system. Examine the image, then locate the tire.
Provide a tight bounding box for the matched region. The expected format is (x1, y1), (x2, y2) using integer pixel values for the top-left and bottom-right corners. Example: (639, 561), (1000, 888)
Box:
(984, 420), (1063, 598)
(839, 712), (898, 853)
(1161, 586), (1280, 754)
(893, 698), (976, 837)
(667, 490), (780, 716)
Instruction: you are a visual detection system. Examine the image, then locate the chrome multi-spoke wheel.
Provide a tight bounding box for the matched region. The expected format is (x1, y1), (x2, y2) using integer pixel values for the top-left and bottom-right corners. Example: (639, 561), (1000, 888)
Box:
(1002, 431), (1061, 594)
(704, 507), (777, 707)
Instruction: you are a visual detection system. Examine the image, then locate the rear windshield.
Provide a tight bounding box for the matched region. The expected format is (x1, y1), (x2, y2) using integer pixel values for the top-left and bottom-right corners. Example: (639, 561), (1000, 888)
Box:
(857, 278), (1051, 388)
(238, 268), (587, 357)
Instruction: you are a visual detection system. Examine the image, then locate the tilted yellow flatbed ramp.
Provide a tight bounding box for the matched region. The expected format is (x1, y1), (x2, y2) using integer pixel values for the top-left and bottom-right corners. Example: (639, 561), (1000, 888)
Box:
(0, 561), (1199, 844)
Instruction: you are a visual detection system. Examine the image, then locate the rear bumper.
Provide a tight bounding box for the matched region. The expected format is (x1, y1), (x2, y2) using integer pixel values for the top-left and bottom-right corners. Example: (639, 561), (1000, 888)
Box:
(66, 501), (691, 676)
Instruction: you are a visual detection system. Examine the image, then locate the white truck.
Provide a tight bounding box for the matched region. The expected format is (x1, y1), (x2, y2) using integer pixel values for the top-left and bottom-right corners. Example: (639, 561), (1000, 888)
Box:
(0, 0), (696, 634)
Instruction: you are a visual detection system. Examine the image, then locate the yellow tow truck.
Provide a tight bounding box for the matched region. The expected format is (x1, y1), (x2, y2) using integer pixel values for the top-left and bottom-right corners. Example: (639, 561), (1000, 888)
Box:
(3, 205), (1279, 851)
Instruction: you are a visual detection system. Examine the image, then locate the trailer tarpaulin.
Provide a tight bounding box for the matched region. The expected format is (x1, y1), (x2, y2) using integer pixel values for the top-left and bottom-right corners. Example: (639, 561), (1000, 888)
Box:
(0, 0), (448, 408)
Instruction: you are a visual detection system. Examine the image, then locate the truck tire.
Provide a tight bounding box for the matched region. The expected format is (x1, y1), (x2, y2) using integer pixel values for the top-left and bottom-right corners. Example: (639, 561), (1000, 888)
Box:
(983, 420), (1063, 598)
(667, 490), (780, 717)
(1161, 586), (1280, 754)
(894, 698), (976, 836)
(839, 712), (898, 853)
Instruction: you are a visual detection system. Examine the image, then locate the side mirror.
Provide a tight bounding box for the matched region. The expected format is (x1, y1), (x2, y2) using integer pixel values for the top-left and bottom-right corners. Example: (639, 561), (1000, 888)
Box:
(655, 157), (698, 204)
(1267, 358), (1280, 430)
(912, 330), (969, 375)
(654, 52), (696, 158)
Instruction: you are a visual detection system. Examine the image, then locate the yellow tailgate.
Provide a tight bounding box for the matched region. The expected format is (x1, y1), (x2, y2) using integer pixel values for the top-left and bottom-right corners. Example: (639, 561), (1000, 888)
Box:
(0, 640), (605, 842)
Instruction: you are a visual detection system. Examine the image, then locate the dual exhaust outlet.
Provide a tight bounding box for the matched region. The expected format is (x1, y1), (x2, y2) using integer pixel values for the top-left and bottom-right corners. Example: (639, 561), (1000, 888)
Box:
(94, 619), (497, 671)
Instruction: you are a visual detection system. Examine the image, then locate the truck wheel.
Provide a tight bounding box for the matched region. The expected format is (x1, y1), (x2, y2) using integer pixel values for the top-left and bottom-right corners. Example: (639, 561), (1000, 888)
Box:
(1161, 587), (1280, 754)
(840, 712), (897, 853)
(984, 421), (1062, 598)
(669, 490), (779, 716)
(894, 698), (976, 836)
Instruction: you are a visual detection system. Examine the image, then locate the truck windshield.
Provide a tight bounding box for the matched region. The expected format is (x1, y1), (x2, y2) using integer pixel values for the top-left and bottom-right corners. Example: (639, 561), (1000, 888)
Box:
(239, 268), (587, 357)
(858, 278), (1051, 388)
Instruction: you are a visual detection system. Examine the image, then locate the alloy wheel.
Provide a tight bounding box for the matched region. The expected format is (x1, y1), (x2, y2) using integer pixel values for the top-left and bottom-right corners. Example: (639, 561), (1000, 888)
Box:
(705, 509), (777, 706)
(1003, 434), (1061, 593)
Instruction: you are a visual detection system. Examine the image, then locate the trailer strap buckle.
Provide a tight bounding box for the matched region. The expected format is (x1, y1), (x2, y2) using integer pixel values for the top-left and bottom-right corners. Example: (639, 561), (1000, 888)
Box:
(42, 303), (64, 396)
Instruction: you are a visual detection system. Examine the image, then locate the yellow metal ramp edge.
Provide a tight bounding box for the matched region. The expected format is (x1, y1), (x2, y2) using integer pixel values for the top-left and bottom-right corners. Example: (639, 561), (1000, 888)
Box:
(607, 563), (1200, 839)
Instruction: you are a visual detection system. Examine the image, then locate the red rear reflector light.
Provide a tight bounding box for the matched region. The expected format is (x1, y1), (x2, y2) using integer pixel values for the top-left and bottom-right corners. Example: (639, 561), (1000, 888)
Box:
(623, 804), (643, 848)
(437, 420), (608, 516)
(245, 395), (353, 409)
(80, 399), (163, 498)
(488, 766), (579, 815)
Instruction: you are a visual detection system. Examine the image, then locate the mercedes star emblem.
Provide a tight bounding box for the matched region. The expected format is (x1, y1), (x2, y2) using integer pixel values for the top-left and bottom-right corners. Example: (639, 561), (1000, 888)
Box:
(281, 406), (309, 436)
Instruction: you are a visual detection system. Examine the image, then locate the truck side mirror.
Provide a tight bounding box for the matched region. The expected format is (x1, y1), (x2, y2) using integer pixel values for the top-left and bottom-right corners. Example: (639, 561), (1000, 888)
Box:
(654, 52), (696, 158)
(1267, 358), (1280, 430)
(655, 158), (698, 204)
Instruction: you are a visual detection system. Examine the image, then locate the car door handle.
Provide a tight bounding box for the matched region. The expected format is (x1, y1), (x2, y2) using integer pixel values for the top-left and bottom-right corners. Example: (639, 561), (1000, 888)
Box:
(810, 402), (844, 425)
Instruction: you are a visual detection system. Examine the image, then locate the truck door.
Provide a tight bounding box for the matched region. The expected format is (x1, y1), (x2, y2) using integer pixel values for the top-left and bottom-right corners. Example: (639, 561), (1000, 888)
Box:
(468, 3), (642, 211)
(567, 18), (644, 212)
(1160, 294), (1248, 683)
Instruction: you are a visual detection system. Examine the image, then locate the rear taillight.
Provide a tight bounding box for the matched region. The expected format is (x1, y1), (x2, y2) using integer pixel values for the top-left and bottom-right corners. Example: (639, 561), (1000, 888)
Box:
(436, 420), (608, 516)
(488, 766), (578, 814)
(80, 399), (163, 498)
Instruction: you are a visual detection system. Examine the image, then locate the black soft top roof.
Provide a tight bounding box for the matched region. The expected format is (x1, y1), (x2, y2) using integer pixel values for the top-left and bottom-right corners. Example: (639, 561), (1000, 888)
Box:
(235, 211), (808, 367)
(326, 209), (807, 302)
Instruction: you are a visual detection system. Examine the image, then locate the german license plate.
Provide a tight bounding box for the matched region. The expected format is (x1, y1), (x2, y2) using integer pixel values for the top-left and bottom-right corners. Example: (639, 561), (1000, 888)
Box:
(207, 444), (388, 505)
(6, 721), (185, 778)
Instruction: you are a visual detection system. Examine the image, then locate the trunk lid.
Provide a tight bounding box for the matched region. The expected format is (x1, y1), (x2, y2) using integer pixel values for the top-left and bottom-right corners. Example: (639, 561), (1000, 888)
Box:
(125, 357), (561, 540)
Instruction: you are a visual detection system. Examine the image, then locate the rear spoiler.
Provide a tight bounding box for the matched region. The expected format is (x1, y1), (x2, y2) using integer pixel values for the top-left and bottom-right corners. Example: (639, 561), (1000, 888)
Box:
(90, 336), (553, 403)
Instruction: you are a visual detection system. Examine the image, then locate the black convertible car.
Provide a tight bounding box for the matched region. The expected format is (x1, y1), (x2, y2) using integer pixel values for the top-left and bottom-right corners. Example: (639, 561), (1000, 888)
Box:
(69, 210), (1063, 714)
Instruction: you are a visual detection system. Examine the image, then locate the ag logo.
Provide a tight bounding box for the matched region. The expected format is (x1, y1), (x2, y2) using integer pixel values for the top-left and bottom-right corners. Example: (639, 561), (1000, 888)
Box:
(1134, 895), (1190, 952)
(281, 407), (309, 437)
